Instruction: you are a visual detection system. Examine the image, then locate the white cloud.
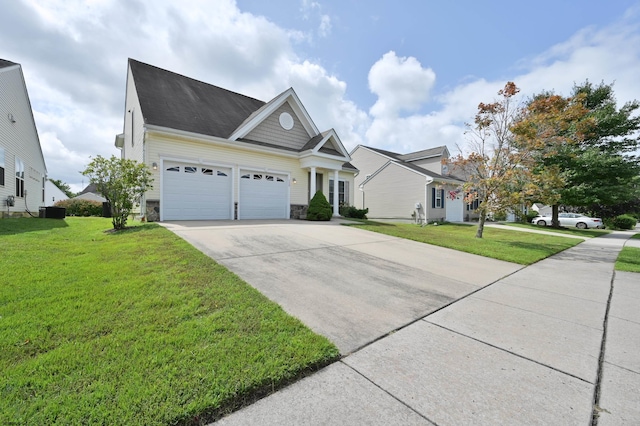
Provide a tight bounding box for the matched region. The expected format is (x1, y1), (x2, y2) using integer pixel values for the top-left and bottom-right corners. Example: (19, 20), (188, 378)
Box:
(319, 15), (332, 38)
(364, 9), (640, 156)
(3, 0), (639, 187)
(368, 51), (436, 118)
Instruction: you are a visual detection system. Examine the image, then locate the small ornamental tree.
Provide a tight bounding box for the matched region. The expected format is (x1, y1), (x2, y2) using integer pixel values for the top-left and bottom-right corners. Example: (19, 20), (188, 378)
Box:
(82, 155), (153, 230)
(450, 82), (528, 238)
(306, 190), (332, 221)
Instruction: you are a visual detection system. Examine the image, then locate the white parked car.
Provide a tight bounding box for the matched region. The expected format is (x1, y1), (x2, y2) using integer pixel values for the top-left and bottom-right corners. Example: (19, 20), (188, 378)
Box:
(532, 213), (605, 229)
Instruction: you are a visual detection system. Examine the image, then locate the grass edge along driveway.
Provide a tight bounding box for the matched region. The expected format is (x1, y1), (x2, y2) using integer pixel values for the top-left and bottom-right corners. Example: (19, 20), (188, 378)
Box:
(346, 221), (583, 265)
(0, 218), (338, 425)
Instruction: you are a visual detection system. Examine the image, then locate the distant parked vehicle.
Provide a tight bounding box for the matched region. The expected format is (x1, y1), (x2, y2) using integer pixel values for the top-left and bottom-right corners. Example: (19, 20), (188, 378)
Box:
(532, 213), (605, 229)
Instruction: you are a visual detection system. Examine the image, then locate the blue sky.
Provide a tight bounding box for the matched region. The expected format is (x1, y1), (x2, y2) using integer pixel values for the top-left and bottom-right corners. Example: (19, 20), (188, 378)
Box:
(1, 0), (639, 190)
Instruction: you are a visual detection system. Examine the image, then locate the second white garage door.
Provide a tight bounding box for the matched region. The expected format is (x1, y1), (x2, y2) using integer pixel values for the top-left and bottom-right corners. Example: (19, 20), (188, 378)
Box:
(163, 161), (232, 220)
(239, 171), (289, 219)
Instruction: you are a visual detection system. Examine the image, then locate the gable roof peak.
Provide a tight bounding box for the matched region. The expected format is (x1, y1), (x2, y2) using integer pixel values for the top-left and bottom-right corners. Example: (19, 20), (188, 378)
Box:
(0, 58), (19, 69)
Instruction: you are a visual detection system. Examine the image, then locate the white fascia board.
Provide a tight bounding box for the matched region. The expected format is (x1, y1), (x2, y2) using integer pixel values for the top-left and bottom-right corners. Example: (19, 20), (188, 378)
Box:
(299, 155), (347, 170)
(299, 150), (350, 163)
(228, 88), (319, 140)
(313, 129), (350, 159)
(145, 124), (299, 158)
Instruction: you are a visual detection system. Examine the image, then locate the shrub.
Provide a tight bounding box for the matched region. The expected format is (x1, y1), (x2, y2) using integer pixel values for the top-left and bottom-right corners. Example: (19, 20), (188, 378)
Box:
(54, 199), (103, 217)
(339, 204), (368, 219)
(523, 211), (539, 224)
(306, 191), (332, 221)
(610, 214), (637, 230)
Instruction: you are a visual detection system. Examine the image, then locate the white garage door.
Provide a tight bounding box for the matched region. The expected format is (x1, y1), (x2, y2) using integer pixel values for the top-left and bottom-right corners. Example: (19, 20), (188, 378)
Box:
(239, 171), (288, 219)
(162, 161), (232, 220)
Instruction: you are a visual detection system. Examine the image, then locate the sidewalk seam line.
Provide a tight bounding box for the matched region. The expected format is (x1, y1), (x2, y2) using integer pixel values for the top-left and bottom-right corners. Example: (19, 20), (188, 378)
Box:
(424, 321), (592, 384)
(339, 360), (439, 426)
(591, 269), (615, 426)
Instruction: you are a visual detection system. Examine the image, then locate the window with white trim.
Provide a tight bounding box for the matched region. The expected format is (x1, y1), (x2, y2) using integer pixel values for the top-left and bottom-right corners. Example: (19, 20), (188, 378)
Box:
(431, 187), (444, 209)
(15, 157), (24, 197)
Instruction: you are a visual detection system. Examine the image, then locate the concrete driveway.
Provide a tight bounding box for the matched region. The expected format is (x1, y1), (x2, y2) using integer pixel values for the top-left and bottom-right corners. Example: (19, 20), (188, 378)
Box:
(161, 219), (522, 354)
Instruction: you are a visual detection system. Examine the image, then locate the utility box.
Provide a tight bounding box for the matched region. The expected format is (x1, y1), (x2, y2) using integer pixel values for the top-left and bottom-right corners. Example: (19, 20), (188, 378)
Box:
(41, 206), (66, 219)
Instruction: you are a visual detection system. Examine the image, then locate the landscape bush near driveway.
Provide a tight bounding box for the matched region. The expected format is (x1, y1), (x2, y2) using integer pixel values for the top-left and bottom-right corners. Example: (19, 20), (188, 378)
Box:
(0, 218), (338, 425)
(348, 221), (582, 265)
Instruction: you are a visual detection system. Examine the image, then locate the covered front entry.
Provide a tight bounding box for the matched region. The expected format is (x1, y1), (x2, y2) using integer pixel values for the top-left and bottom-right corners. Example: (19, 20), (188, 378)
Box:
(238, 170), (289, 219)
(162, 161), (232, 220)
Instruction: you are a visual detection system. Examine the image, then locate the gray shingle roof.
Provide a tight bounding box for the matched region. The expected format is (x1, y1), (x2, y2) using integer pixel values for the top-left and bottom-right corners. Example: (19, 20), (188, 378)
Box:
(129, 59), (265, 139)
(0, 59), (18, 69)
(398, 146), (447, 161)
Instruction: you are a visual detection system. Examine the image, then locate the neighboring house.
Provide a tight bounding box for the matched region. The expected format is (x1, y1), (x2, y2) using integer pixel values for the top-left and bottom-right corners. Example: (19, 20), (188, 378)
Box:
(45, 180), (69, 204)
(350, 145), (467, 222)
(72, 183), (106, 203)
(115, 59), (356, 221)
(0, 59), (47, 218)
(531, 203), (552, 217)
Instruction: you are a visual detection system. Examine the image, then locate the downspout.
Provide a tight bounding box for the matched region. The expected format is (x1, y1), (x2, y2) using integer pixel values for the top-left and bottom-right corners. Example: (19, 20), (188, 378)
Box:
(141, 130), (146, 220)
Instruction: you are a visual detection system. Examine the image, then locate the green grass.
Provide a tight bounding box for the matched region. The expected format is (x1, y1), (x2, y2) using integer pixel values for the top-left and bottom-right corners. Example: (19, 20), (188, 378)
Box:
(615, 234), (640, 272)
(0, 218), (338, 425)
(616, 247), (640, 272)
(501, 222), (611, 238)
(347, 221), (582, 265)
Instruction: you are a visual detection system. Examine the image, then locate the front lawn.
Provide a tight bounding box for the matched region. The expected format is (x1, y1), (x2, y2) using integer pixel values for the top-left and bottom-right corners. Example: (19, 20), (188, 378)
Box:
(616, 234), (640, 272)
(347, 221), (582, 265)
(0, 218), (338, 425)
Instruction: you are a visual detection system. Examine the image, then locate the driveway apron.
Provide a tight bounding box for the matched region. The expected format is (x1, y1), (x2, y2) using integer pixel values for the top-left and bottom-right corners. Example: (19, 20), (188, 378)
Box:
(161, 220), (521, 354)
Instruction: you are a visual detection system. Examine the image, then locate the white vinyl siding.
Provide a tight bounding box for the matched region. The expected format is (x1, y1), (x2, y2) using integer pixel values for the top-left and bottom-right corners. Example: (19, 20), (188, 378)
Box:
(350, 146), (395, 209)
(245, 103), (312, 150)
(0, 64), (46, 213)
(361, 163), (424, 218)
(121, 66), (145, 163)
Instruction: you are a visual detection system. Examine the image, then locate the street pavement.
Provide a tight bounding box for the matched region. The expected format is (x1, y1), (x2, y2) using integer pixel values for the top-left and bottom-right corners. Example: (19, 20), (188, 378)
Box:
(161, 220), (638, 425)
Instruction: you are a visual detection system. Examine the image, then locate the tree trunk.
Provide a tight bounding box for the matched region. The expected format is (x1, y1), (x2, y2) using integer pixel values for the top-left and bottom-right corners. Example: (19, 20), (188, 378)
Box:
(552, 204), (560, 228)
(476, 212), (486, 238)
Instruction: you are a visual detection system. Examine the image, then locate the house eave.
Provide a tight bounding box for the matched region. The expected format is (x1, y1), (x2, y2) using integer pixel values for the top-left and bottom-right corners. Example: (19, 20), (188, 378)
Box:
(144, 124), (300, 158)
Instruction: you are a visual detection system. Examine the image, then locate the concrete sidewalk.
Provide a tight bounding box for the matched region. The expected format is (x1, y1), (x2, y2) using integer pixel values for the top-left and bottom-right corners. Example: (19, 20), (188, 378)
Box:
(216, 231), (638, 425)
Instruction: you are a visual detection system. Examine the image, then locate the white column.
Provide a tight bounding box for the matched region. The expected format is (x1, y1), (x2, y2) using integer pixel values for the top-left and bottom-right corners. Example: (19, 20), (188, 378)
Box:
(310, 167), (317, 198)
(333, 169), (339, 216)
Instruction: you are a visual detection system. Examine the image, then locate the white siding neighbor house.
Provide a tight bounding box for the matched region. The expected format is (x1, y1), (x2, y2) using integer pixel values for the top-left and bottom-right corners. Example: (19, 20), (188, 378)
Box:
(116, 59), (356, 221)
(350, 145), (468, 223)
(0, 59), (47, 218)
(45, 180), (68, 204)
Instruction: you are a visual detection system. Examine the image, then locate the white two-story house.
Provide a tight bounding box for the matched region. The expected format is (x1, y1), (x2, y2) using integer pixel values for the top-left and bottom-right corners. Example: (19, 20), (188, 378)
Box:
(0, 59), (47, 218)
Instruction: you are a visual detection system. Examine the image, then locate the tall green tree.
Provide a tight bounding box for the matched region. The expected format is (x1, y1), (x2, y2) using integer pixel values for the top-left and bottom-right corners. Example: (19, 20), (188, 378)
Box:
(82, 156), (153, 230)
(49, 178), (75, 198)
(563, 81), (640, 217)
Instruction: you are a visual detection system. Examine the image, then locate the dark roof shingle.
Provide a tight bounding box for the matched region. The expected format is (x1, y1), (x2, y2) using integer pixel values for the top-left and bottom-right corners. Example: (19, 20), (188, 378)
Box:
(0, 59), (18, 69)
(129, 59), (265, 139)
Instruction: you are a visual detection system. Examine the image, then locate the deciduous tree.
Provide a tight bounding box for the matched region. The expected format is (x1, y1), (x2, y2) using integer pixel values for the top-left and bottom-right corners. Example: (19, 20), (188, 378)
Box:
(451, 82), (528, 238)
(82, 156), (153, 230)
(511, 92), (593, 227)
